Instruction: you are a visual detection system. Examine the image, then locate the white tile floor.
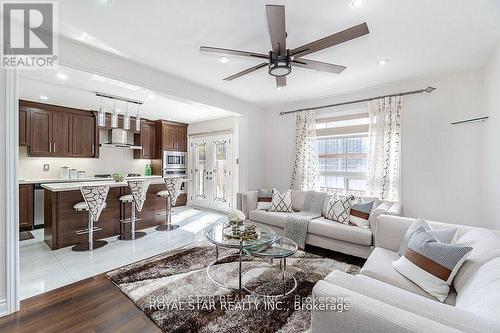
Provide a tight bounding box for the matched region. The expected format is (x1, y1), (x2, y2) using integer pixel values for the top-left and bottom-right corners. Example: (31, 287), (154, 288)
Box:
(20, 206), (227, 300)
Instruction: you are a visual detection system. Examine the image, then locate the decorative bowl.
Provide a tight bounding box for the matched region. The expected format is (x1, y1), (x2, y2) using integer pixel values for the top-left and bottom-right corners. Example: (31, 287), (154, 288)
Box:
(112, 173), (126, 182)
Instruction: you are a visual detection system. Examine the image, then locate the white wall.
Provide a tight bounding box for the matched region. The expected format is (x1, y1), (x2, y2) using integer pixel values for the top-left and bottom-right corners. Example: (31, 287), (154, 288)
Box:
(482, 42), (500, 230)
(0, 70), (7, 315)
(261, 69), (487, 227)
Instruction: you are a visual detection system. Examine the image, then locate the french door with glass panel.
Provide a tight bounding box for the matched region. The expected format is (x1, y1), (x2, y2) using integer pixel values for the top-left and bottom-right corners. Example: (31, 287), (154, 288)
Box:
(190, 134), (233, 212)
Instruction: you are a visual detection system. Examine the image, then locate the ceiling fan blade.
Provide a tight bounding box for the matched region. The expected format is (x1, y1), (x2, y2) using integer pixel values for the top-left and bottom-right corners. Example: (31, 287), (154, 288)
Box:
(276, 76), (286, 88)
(266, 5), (287, 55)
(292, 58), (346, 74)
(199, 46), (269, 60)
(223, 62), (268, 81)
(291, 22), (369, 58)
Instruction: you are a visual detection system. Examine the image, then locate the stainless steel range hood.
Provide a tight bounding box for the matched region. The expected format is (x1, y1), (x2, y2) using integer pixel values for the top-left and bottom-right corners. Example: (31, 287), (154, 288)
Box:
(101, 128), (142, 150)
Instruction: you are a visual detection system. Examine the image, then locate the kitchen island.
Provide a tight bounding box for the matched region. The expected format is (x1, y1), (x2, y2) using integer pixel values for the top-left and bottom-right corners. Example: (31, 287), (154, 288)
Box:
(41, 176), (185, 250)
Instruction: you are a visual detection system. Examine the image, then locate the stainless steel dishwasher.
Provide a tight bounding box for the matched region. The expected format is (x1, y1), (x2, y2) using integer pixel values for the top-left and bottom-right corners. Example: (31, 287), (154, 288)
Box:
(34, 183), (45, 227)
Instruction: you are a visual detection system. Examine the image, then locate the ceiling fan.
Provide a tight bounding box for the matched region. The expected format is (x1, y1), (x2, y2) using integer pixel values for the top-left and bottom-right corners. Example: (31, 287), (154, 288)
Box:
(200, 4), (369, 88)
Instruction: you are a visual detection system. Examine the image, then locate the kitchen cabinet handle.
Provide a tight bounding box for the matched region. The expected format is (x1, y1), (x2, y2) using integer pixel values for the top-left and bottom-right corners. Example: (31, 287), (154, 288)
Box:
(53, 142), (55, 152)
(49, 142), (52, 152)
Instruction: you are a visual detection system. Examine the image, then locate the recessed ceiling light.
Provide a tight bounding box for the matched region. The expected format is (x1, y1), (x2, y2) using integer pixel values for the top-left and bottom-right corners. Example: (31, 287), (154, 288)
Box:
(377, 58), (389, 66)
(349, 0), (367, 9)
(217, 56), (229, 64)
(99, 0), (112, 3)
(56, 73), (67, 80)
(39, 95), (48, 100)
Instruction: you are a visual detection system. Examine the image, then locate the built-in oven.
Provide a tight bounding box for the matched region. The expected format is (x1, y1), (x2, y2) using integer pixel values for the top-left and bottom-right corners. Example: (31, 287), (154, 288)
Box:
(163, 151), (186, 170)
(164, 168), (187, 193)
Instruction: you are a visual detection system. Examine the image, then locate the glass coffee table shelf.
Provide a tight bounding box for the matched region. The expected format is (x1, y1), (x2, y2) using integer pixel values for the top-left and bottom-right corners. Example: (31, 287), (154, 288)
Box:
(206, 223), (277, 294)
(206, 223), (298, 297)
(242, 236), (298, 297)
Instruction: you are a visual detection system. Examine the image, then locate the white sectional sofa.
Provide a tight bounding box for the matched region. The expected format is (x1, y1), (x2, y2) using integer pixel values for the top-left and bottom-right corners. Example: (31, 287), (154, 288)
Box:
(237, 190), (402, 258)
(312, 215), (500, 332)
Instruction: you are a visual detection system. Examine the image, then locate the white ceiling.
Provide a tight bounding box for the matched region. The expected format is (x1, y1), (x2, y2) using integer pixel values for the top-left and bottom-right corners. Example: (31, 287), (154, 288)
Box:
(55, 0), (500, 108)
(19, 66), (237, 123)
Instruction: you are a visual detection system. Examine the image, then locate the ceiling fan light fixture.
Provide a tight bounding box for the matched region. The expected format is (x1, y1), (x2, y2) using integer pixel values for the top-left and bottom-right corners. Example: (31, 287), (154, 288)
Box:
(269, 59), (291, 77)
(349, 0), (367, 9)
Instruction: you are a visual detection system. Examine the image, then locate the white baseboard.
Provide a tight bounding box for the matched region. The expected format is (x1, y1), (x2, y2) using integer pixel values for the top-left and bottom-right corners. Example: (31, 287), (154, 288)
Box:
(0, 298), (7, 317)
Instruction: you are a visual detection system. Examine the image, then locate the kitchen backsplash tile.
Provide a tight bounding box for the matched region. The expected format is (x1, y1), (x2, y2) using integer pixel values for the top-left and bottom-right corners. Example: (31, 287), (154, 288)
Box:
(18, 146), (152, 180)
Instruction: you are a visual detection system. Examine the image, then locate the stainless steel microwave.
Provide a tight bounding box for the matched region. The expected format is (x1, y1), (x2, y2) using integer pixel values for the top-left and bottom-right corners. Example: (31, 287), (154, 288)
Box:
(163, 151), (186, 169)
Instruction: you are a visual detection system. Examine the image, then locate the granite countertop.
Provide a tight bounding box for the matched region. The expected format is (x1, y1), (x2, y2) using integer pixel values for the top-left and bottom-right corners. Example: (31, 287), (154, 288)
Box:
(40, 175), (185, 192)
(19, 178), (104, 185)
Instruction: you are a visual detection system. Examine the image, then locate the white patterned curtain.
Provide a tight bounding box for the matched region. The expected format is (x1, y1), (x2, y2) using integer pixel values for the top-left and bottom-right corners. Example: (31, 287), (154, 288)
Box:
(366, 96), (402, 201)
(290, 110), (318, 191)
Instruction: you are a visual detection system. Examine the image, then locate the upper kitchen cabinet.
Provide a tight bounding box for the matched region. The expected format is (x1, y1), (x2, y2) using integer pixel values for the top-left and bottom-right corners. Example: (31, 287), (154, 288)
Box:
(22, 100), (97, 158)
(19, 106), (30, 146)
(29, 107), (52, 156)
(134, 119), (157, 159)
(72, 113), (96, 157)
(156, 120), (188, 152)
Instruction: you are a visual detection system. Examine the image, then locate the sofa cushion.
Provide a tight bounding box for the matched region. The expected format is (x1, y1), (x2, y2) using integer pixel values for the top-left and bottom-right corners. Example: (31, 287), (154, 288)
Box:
(291, 190), (306, 212)
(455, 257), (500, 320)
(360, 248), (439, 300)
(248, 210), (297, 228)
(453, 229), (500, 293)
(308, 217), (372, 246)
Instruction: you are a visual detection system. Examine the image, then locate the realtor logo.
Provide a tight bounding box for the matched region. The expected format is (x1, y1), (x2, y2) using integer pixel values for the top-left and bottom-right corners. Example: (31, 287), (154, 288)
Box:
(1, 1), (58, 68)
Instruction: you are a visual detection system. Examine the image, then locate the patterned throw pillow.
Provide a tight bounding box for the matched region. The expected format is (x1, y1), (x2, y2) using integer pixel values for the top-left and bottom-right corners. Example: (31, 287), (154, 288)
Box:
(398, 219), (458, 256)
(393, 227), (472, 302)
(269, 189), (293, 212)
(256, 189), (273, 210)
(349, 199), (375, 228)
(325, 195), (355, 224)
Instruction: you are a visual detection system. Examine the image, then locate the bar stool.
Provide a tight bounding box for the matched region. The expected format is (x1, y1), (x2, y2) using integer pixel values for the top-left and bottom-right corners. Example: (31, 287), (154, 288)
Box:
(72, 185), (110, 252)
(118, 179), (150, 240)
(155, 177), (183, 231)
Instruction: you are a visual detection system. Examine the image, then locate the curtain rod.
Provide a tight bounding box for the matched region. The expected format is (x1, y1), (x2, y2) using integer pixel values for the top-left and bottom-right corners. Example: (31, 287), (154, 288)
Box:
(279, 86), (436, 116)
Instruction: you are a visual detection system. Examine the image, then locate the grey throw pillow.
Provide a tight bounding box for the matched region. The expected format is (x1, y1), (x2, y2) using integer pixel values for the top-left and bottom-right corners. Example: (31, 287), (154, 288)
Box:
(393, 227), (472, 302)
(398, 218), (457, 256)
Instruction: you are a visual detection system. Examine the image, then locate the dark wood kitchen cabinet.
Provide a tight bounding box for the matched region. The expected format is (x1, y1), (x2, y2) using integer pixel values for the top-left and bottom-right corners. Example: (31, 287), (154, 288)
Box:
(52, 111), (72, 157)
(19, 184), (34, 231)
(155, 120), (188, 152)
(134, 120), (157, 159)
(22, 100), (97, 158)
(72, 114), (96, 157)
(29, 108), (52, 156)
(19, 106), (29, 146)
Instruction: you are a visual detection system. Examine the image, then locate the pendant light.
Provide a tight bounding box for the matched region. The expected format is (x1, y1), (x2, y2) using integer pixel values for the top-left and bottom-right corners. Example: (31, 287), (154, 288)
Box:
(123, 102), (131, 130)
(135, 103), (141, 132)
(111, 99), (118, 128)
(97, 96), (105, 127)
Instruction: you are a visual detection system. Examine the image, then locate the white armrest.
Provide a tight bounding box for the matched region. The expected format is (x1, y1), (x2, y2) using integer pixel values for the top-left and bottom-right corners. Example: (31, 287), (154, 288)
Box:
(372, 215), (414, 251)
(313, 271), (500, 333)
(236, 190), (258, 218)
(387, 202), (403, 216)
(312, 281), (460, 333)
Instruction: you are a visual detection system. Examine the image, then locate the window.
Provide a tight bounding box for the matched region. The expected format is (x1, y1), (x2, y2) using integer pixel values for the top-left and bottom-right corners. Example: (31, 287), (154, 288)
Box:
(314, 113), (369, 196)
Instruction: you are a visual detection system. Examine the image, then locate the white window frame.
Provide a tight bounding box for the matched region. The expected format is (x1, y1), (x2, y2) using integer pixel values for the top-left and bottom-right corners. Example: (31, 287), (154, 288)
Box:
(315, 112), (369, 196)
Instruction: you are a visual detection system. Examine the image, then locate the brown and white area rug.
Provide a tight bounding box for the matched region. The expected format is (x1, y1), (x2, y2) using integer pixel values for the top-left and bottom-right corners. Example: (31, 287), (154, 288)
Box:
(106, 242), (362, 333)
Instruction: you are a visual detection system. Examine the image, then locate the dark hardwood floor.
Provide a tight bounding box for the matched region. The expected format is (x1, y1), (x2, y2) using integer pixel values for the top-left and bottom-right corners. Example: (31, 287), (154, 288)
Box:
(0, 275), (161, 333)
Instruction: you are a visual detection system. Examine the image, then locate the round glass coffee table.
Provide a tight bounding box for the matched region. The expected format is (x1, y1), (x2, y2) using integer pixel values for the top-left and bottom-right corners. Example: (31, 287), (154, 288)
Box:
(206, 223), (276, 294)
(242, 236), (298, 297)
